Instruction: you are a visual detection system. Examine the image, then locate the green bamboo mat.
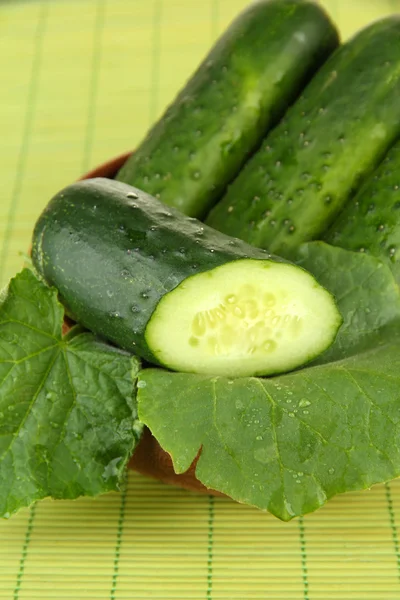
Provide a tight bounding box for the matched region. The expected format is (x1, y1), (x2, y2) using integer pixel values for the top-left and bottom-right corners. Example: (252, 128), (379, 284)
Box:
(1, 0), (400, 598)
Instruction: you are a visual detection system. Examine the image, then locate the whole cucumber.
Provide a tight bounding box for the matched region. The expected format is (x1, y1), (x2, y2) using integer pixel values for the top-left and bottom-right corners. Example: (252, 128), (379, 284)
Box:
(32, 178), (341, 378)
(206, 17), (400, 257)
(324, 141), (400, 283)
(116, 0), (339, 218)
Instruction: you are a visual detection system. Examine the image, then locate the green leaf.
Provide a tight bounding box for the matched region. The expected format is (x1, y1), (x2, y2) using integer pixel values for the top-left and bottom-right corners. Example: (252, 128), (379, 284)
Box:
(0, 269), (142, 519)
(296, 242), (400, 363)
(137, 243), (400, 520)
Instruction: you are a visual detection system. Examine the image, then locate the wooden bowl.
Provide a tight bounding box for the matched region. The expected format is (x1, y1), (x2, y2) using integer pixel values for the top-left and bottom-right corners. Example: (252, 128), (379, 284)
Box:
(78, 151), (223, 498)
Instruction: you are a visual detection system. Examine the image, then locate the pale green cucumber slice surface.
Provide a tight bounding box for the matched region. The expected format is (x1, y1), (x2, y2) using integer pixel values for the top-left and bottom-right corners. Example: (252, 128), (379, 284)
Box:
(145, 259), (341, 377)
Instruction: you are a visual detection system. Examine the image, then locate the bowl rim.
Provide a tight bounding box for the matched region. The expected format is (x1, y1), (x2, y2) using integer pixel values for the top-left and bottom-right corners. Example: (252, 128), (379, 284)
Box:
(79, 150), (132, 181)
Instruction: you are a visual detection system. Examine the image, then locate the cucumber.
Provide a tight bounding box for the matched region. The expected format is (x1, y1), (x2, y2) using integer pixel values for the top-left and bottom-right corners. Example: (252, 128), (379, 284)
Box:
(206, 17), (400, 257)
(32, 178), (341, 377)
(116, 0), (339, 219)
(324, 141), (400, 283)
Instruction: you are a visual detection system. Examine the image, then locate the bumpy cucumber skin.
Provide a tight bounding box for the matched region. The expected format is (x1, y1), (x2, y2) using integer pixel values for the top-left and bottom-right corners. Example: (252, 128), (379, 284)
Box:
(324, 141), (400, 283)
(206, 17), (400, 257)
(116, 0), (339, 219)
(32, 178), (282, 365)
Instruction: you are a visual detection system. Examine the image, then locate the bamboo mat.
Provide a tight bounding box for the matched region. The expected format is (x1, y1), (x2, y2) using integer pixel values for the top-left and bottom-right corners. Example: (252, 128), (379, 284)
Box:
(1, 0), (400, 598)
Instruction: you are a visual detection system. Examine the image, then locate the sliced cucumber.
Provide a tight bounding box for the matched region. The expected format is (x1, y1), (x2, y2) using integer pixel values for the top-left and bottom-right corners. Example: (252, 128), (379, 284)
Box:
(32, 178), (341, 377)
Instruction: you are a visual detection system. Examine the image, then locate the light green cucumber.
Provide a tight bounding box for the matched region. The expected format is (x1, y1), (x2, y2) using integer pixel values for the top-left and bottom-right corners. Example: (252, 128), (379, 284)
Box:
(206, 16), (400, 257)
(324, 140), (400, 283)
(116, 0), (339, 218)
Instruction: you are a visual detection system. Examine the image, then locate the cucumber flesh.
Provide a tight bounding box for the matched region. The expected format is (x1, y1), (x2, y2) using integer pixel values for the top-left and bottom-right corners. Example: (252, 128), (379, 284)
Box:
(146, 259), (341, 377)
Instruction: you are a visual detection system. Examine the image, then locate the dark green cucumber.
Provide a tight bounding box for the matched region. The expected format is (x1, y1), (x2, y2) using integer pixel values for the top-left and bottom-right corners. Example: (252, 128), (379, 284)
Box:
(206, 16), (400, 257)
(116, 0), (339, 219)
(324, 140), (400, 283)
(32, 178), (341, 377)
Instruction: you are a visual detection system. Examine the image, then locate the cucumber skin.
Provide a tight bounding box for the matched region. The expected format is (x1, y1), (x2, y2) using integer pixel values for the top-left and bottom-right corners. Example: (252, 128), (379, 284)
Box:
(31, 178), (282, 365)
(206, 17), (400, 257)
(116, 0), (339, 219)
(324, 141), (400, 283)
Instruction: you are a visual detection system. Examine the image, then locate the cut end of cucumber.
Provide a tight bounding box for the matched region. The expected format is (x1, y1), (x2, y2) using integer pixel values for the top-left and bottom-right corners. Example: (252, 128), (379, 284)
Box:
(145, 259), (341, 377)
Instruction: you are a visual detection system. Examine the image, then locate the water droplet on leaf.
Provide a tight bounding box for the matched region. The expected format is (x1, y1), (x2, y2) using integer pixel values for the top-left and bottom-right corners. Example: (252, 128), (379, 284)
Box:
(299, 399), (311, 408)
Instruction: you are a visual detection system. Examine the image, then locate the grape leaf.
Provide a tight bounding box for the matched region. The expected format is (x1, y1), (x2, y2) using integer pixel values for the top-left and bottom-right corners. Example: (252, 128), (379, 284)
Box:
(137, 243), (400, 520)
(0, 269), (142, 519)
